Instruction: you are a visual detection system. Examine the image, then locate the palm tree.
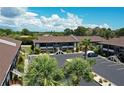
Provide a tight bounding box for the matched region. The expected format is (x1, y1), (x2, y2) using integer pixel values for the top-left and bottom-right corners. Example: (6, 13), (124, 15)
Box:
(103, 28), (112, 40)
(103, 28), (113, 56)
(80, 38), (91, 59)
(63, 58), (95, 86)
(24, 54), (64, 86)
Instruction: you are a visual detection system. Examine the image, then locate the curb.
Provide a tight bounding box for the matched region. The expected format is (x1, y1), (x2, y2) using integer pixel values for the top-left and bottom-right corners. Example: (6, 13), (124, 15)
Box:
(92, 72), (117, 86)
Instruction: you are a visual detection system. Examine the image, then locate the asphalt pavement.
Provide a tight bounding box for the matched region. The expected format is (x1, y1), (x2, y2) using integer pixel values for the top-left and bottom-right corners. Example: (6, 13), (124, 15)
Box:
(52, 53), (124, 86)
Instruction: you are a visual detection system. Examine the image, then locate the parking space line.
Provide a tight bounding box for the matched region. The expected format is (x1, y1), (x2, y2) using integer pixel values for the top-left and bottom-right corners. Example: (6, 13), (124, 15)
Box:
(117, 68), (124, 71)
(108, 64), (122, 67)
(99, 62), (110, 64)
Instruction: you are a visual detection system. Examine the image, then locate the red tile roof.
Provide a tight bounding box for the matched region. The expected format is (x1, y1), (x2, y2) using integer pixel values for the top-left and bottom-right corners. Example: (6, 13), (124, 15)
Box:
(75, 36), (106, 42)
(33, 35), (78, 43)
(100, 36), (124, 47)
(0, 37), (22, 85)
(33, 35), (105, 43)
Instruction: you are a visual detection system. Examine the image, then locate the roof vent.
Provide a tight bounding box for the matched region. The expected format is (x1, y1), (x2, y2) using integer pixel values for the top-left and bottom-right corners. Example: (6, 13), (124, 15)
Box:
(0, 39), (16, 46)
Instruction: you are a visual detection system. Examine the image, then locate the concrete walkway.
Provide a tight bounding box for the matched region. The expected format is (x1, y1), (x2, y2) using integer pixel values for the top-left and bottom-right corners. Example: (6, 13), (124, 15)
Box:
(24, 59), (29, 74)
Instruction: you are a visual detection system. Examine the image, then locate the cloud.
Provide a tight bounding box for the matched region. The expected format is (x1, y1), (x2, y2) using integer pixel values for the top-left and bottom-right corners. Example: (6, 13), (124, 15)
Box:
(24, 12), (38, 17)
(40, 12), (83, 31)
(0, 7), (42, 31)
(0, 7), (110, 31)
(60, 9), (66, 13)
(0, 7), (26, 18)
(84, 23), (110, 28)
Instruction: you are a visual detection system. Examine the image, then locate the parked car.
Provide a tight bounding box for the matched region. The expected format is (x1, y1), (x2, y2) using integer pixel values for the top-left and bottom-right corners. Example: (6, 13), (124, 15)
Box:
(84, 50), (98, 57)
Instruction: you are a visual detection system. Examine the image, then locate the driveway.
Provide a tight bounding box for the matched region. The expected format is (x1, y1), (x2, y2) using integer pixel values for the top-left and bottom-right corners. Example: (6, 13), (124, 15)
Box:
(52, 53), (124, 86)
(93, 57), (124, 86)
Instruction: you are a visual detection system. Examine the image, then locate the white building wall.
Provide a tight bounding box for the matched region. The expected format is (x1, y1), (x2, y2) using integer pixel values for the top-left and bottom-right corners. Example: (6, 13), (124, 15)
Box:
(36, 43), (40, 48)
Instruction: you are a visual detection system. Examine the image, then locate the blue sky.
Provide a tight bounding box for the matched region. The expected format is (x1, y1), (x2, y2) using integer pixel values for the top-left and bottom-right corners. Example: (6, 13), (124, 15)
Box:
(0, 7), (124, 31)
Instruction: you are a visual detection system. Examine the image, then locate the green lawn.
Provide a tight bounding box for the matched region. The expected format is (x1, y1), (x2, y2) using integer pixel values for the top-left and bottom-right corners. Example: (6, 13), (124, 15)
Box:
(21, 45), (32, 54)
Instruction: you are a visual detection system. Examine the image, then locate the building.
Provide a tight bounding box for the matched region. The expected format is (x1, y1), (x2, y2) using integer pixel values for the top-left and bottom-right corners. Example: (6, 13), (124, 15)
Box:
(99, 36), (124, 56)
(33, 35), (105, 53)
(0, 37), (22, 86)
(33, 35), (78, 53)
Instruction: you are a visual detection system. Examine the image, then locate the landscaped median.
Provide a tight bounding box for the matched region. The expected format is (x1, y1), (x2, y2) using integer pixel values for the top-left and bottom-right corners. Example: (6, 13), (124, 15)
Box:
(66, 58), (116, 86)
(92, 72), (116, 86)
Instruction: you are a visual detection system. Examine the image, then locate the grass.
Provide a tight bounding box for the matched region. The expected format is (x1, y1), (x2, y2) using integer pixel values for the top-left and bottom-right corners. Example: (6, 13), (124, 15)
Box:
(21, 45), (32, 55)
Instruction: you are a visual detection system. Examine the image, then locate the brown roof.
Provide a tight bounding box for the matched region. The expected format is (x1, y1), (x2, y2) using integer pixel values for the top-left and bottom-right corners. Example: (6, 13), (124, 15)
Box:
(33, 35), (105, 43)
(0, 37), (22, 85)
(76, 36), (106, 42)
(33, 35), (78, 43)
(100, 36), (124, 47)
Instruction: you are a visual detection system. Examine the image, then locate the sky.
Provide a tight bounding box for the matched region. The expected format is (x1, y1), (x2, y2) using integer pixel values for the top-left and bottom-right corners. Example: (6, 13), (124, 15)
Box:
(0, 7), (124, 32)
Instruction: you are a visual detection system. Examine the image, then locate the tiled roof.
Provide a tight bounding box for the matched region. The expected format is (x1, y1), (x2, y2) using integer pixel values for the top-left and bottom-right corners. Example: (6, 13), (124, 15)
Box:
(100, 36), (124, 47)
(33, 35), (78, 43)
(75, 36), (106, 42)
(33, 35), (105, 43)
(0, 37), (22, 85)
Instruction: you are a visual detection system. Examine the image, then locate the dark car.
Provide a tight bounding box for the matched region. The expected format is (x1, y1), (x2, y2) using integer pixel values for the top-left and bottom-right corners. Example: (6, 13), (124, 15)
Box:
(87, 52), (98, 57)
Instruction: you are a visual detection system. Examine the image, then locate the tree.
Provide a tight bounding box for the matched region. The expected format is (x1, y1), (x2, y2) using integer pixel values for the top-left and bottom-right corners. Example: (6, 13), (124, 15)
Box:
(92, 27), (102, 36)
(116, 28), (124, 36)
(64, 28), (73, 35)
(21, 28), (31, 35)
(74, 26), (87, 36)
(16, 54), (24, 73)
(102, 28), (113, 56)
(80, 38), (91, 59)
(5, 29), (13, 35)
(34, 47), (41, 54)
(24, 54), (64, 86)
(85, 28), (93, 36)
(63, 58), (94, 86)
(103, 28), (113, 40)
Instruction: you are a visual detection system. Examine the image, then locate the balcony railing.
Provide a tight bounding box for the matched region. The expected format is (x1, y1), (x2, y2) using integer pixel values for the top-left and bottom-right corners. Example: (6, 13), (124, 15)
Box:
(40, 45), (74, 49)
(103, 48), (114, 52)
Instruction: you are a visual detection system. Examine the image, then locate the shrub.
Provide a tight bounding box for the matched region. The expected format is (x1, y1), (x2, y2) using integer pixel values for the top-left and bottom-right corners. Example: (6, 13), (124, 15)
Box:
(34, 47), (41, 54)
(31, 45), (34, 51)
(64, 57), (95, 85)
(16, 54), (24, 73)
(76, 47), (80, 52)
(103, 79), (108, 82)
(24, 54), (63, 86)
(66, 50), (72, 53)
(99, 78), (103, 83)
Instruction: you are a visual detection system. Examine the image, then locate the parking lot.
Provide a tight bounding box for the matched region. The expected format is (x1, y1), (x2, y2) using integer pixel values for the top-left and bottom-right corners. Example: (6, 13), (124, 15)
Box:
(93, 57), (124, 86)
(52, 53), (124, 86)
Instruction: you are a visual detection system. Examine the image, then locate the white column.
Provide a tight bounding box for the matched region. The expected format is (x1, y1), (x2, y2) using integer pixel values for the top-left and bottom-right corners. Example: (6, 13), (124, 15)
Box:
(36, 43), (40, 48)
(74, 43), (76, 52)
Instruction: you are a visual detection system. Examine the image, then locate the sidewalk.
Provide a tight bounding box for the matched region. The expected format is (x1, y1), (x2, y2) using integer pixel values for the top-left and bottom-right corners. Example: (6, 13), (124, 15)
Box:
(24, 59), (29, 74)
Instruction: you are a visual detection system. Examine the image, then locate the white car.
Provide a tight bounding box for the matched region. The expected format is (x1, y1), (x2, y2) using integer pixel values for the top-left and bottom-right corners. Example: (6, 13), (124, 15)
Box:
(84, 50), (98, 57)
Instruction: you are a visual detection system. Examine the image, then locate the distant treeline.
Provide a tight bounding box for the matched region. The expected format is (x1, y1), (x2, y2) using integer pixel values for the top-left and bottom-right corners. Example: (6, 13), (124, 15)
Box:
(0, 26), (124, 44)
